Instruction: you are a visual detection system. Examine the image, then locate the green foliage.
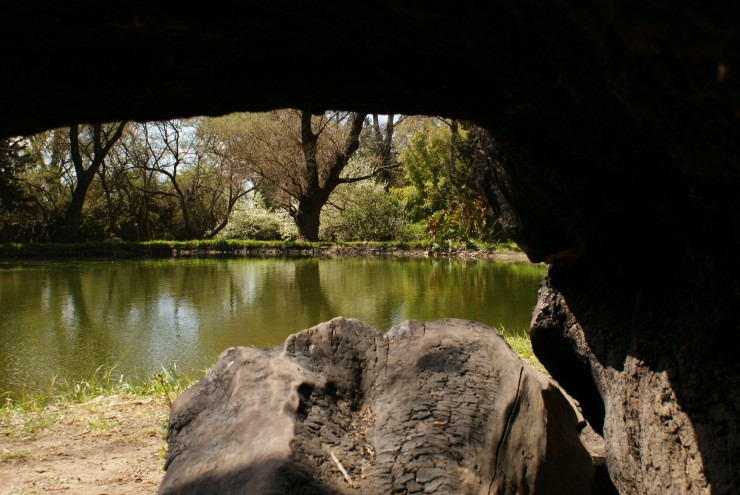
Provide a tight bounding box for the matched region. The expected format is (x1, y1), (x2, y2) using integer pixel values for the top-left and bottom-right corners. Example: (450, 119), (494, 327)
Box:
(397, 125), (452, 222)
(427, 199), (501, 244)
(78, 202), (113, 241)
(0, 238), (528, 260)
(404, 221), (432, 243)
(4, 115), (510, 245)
(395, 120), (506, 244)
(1, 132), (70, 242)
(0, 138), (33, 218)
(497, 325), (547, 374)
(0, 239), (349, 260)
(320, 182), (415, 242)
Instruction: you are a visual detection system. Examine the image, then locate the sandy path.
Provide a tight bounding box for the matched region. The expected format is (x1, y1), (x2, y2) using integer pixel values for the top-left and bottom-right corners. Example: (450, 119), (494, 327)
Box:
(1, 394), (168, 495)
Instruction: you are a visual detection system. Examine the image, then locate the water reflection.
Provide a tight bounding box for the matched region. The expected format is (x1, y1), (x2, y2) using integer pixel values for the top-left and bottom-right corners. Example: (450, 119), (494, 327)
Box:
(0, 258), (546, 394)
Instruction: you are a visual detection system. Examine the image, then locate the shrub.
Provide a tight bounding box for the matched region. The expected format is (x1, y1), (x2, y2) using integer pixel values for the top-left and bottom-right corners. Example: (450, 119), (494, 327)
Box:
(221, 204), (297, 241)
(320, 183), (411, 242)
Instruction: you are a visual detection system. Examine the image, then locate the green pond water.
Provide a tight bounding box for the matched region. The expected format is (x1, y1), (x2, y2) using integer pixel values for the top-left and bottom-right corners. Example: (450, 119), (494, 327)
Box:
(0, 257), (546, 395)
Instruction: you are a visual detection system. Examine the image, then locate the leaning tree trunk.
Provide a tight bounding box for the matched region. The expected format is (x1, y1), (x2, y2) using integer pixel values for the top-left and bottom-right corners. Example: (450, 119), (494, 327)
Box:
(58, 178), (94, 243)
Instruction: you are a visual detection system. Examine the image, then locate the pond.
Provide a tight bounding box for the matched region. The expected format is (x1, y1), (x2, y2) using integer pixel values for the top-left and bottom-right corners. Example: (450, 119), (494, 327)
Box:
(0, 257), (547, 395)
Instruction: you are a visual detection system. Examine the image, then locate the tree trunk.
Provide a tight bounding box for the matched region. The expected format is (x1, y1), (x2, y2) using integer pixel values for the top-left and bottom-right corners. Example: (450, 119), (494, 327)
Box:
(372, 114), (397, 189)
(449, 119), (458, 179)
(58, 172), (95, 243)
(161, 318), (597, 495)
(98, 166), (119, 237)
(294, 199), (322, 241)
(1, 222), (13, 243)
(177, 195), (196, 239)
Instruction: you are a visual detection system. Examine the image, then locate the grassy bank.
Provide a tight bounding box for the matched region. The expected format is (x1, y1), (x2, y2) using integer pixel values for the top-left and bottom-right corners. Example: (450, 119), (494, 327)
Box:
(0, 239), (523, 260)
(1, 365), (194, 439)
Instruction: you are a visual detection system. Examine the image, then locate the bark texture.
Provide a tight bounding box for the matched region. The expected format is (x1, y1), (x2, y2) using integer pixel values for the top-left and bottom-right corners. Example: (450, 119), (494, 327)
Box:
(528, 267), (739, 495)
(160, 318), (595, 495)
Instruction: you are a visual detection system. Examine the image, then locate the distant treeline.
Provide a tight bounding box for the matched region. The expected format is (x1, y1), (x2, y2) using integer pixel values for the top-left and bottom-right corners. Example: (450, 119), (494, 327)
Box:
(1, 114), (508, 246)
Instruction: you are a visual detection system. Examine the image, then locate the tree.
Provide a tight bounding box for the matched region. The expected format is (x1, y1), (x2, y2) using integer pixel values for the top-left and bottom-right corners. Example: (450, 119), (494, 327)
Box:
(292, 110), (368, 240)
(368, 114), (405, 188)
(0, 137), (33, 241)
(222, 109), (379, 241)
(396, 118), (504, 243)
(12, 129), (75, 242)
(128, 119), (255, 240)
(397, 120), (454, 222)
(115, 124), (178, 241)
(317, 115), (411, 241)
(94, 135), (134, 239)
(57, 122), (127, 242)
(195, 118), (259, 238)
(320, 181), (409, 242)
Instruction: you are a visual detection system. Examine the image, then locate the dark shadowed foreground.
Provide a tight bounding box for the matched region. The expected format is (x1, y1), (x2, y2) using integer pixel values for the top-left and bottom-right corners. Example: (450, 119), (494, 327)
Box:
(160, 318), (600, 495)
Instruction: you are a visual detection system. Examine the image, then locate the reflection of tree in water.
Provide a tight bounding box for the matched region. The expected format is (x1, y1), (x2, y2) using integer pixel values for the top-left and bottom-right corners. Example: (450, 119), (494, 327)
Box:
(64, 267), (120, 369)
(17, 265), (124, 386)
(293, 259), (337, 326)
(297, 258), (547, 333)
(401, 260), (545, 332)
(311, 259), (415, 332)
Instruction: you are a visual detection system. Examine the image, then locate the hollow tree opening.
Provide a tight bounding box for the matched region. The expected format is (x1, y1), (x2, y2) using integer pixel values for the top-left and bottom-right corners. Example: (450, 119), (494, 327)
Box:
(1, 2), (738, 493)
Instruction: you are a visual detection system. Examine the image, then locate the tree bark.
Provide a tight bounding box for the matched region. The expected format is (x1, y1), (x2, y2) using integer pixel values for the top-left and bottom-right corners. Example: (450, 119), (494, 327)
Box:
(294, 198), (324, 241)
(372, 114), (398, 189)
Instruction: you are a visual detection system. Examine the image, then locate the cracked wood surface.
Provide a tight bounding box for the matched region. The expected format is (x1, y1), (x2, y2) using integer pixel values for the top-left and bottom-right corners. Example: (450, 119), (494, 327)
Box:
(160, 317), (594, 494)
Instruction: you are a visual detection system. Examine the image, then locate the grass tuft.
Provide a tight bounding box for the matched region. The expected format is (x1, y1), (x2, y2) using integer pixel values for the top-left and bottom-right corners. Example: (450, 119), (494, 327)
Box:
(497, 325), (547, 374)
(1, 364), (197, 437)
(1, 449), (30, 461)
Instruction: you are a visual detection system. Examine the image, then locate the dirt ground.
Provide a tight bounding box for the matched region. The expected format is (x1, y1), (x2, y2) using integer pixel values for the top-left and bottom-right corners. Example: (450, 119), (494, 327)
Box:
(0, 394), (169, 495)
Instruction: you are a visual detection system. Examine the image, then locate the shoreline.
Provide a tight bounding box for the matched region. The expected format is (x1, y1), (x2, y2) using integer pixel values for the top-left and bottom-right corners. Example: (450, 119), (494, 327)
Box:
(0, 240), (535, 263)
(172, 246), (532, 262)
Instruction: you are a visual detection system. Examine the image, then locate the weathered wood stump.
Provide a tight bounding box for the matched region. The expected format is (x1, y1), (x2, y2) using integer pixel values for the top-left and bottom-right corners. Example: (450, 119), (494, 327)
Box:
(160, 318), (595, 494)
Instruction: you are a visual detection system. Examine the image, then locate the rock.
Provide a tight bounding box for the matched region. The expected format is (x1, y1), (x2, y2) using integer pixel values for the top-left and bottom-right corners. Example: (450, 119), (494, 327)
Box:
(160, 317), (595, 494)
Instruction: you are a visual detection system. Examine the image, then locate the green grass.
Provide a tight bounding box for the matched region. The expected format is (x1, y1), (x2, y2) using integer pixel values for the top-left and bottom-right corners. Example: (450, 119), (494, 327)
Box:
(87, 417), (121, 433)
(498, 326), (547, 374)
(1, 449), (30, 461)
(50, 364), (193, 405)
(0, 364), (199, 437)
(2, 334), (542, 413)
